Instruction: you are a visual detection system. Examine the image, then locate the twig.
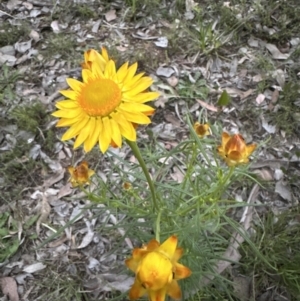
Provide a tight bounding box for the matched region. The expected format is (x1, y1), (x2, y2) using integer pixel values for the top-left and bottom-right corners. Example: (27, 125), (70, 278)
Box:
(0, 10), (15, 18)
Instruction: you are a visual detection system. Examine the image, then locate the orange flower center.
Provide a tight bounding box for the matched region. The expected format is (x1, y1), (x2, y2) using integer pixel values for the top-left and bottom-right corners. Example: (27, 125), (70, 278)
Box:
(79, 78), (122, 117)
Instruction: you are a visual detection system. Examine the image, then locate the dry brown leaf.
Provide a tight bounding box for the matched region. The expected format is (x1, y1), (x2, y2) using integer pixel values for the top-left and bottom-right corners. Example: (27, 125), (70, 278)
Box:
(0, 277), (19, 301)
(163, 112), (181, 127)
(255, 93), (265, 105)
(6, 0), (20, 10)
(170, 166), (185, 183)
(224, 88), (254, 100)
(196, 99), (218, 112)
(268, 89), (279, 111)
(51, 20), (60, 33)
(105, 9), (117, 22)
(265, 43), (289, 60)
(57, 183), (73, 199)
(253, 169), (273, 181)
(36, 194), (51, 235)
(167, 76), (179, 87)
(43, 171), (65, 188)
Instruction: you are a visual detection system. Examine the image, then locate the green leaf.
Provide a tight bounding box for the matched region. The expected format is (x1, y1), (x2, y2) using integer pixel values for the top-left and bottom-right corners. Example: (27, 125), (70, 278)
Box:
(217, 90), (231, 106)
(0, 237), (19, 261)
(0, 212), (9, 228)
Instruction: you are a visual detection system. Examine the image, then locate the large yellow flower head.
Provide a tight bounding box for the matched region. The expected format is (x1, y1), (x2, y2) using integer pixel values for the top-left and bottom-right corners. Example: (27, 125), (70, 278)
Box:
(125, 235), (191, 301)
(52, 48), (159, 153)
(217, 132), (256, 166)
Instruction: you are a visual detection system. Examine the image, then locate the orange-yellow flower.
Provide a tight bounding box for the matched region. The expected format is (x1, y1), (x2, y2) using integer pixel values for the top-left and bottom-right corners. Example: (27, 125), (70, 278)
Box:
(67, 161), (95, 187)
(122, 182), (132, 190)
(125, 235), (191, 301)
(217, 132), (256, 166)
(193, 122), (210, 138)
(52, 48), (159, 153)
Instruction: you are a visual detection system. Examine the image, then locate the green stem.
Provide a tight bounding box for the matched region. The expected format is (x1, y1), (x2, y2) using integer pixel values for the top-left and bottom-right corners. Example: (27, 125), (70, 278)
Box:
(126, 140), (159, 212)
(222, 166), (235, 187)
(155, 210), (162, 242)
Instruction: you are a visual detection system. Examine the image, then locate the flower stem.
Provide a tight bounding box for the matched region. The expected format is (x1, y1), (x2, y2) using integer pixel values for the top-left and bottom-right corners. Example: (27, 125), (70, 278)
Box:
(155, 209), (162, 242)
(126, 140), (159, 212)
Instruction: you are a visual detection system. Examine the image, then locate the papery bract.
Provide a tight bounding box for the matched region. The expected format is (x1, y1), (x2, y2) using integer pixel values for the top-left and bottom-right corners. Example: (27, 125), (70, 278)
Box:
(193, 122), (210, 138)
(67, 161), (95, 187)
(217, 132), (256, 166)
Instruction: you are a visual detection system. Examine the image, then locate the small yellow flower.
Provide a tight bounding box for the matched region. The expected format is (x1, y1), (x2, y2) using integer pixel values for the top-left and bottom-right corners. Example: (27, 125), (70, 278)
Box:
(193, 122), (210, 138)
(217, 132), (256, 166)
(52, 48), (159, 153)
(122, 182), (132, 190)
(125, 235), (191, 301)
(67, 161), (95, 187)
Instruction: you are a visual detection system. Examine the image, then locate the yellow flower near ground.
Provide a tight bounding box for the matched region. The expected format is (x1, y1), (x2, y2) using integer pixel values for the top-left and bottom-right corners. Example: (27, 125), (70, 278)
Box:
(67, 161), (95, 187)
(122, 182), (132, 190)
(217, 132), (256, 166)
(125, 235), (191, 301)
(52, 48), (160, 153)
(193, 122), (210, 138)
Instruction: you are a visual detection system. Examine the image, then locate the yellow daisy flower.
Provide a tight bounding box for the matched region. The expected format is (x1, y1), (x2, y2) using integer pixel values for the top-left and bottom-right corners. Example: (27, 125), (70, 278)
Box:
(125, 235), (191, 301)
(52, 48), (159, 153)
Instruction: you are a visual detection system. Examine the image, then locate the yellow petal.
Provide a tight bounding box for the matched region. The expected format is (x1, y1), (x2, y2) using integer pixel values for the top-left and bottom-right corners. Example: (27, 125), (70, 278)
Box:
(123, 91), (160, 103)
(120, 102), (154, 113)
(125, 257), (139, 273)
(128, 279), (146, 300)
(66, 78), (84, 92)
(56, 115), (84, 127)
(82, 68), (93, 83)
(158, 235), (177, 259)
(92, 61), (105, 78)
(228, 150), (243, 161)
(110, 118), (122, 147)
(104, 60), (117, 80)
(55, 100), (78, 109)
(217, 145), (226, 158)
(125, 77), (153, 96)
(221, 132), (231, 146)
(173, 262), (192, 280)
(61, 117), (89, 140)
(167, 280), (182, 300)
(116, 62), (129, 82)
(111, 112), (136, 141)
(101, 47), (109, 62)
(122, 72), (145, 91)
(119, 110), (151, 124)
(246, 144), (257, 156)
(123, 62), (138, 84)
(73, 119), (92, 149)
(148, 288), (167, 301)
(84, 118), (102, 152)
(52, 107), (83, 119)
(99, 117), (112, 153)
(59, 90), (78, 100)
(172, 248), (184, 262)
(146, 239), (160, 251)
(67, 166), (75, 177)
